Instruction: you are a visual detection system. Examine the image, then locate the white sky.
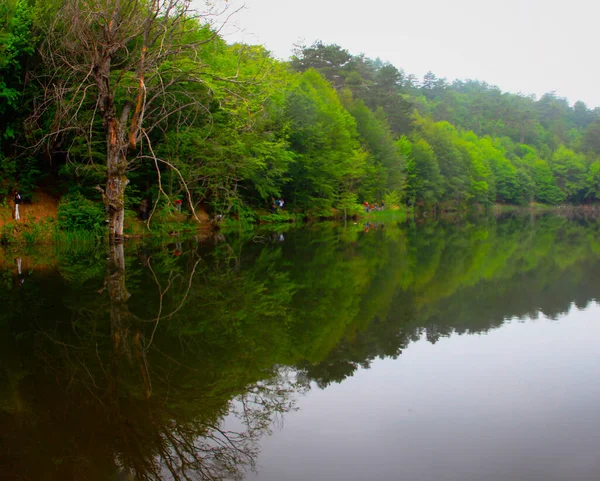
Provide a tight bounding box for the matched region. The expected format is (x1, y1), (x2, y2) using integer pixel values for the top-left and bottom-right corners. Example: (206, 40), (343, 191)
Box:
(217, 0), (600, 108)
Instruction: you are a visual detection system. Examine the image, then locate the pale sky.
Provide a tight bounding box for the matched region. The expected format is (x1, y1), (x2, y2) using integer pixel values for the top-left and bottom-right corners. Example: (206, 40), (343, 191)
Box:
(217, 0), (600, 108)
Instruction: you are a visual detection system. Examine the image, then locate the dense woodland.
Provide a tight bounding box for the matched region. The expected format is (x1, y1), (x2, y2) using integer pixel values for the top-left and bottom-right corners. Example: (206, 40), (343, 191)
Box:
(3, 0), (600, 235)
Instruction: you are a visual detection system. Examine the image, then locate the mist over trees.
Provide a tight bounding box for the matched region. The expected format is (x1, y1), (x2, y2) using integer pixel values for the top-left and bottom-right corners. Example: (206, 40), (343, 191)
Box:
(3, 0), (600, 233)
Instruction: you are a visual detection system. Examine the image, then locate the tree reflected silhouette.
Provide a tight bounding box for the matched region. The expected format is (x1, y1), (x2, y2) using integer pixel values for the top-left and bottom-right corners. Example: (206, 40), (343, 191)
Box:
(2, 214), (600, 479)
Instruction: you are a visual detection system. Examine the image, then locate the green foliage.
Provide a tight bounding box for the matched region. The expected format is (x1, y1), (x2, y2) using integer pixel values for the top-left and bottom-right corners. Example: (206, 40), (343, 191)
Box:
(383, 189), (403, 208)
(0, 222), (16, 244)
(401, 135), (443, 207)
(531, 159), (565, 205)
(345, 96), (406, 200)
(0, 0), (35, 123)
(7, 14), (600, 233)
(21, 218), (50, 245)
(283, 69), (366, 212)
(549, 146), (586, 201)
(57, 194), (105, 234)
(0, 0), (38, 194)
(258, 210), (304, 224)
(585, 162), (600, 200)
(336, 192), (361, 218)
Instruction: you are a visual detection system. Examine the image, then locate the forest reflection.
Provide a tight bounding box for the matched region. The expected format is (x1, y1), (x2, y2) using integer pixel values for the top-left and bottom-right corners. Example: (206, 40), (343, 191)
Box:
(2, 214), (600, 480)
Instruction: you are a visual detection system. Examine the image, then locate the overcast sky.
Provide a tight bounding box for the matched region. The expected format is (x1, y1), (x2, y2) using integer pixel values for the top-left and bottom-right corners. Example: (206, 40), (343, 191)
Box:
(218, 0), (599, 108)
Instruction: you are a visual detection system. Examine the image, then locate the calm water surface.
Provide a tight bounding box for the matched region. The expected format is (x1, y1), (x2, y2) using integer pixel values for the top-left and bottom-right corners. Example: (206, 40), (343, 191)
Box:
(1, 215), (600, 480)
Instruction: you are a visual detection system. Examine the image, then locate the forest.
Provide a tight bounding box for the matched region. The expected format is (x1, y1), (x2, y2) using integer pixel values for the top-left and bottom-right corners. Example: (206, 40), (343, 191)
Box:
(3, 0), (600, 237)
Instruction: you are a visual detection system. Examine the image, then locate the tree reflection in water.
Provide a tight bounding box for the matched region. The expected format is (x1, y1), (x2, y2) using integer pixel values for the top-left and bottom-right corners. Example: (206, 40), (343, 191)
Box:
(0, 240), (304, 481)
(2, 214), (600, 479)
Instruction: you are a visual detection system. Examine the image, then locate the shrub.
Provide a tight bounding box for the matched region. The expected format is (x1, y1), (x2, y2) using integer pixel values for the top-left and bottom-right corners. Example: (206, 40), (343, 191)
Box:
(0, 223), (16, 245)
(337, 192), (362, 219)
(383, 189), (403, 209)
(258, 210), (304, 224)
(57, 194), (105, 233)
(22, 219), (50, 245)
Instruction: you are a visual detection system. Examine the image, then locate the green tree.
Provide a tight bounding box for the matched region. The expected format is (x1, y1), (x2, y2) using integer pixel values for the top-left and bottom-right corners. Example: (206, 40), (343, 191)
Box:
(532, 159), (565, 204)
(582, 121), (600, 155)
(345, 96), (405, 201)
(158, 43), (295, 217)
(585, 161), (600, 201)
(549, 146), (586, 201)
(290, 41), (352, 90)
(0, 0), (36, 195)
(417, 118), (471, 206)
(33, 0), (226, 239)
(283, 70), (366, 213)
(398, 135), (442, 207)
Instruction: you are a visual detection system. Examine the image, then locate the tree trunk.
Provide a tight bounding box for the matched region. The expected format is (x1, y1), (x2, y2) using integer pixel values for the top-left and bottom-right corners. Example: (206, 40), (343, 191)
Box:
(107, 242), (131, 364)
(106, 119), (128, 241)
(106, 171), (127, 240)
(107, 242), (153, 398)
(108, 243), (130, 320)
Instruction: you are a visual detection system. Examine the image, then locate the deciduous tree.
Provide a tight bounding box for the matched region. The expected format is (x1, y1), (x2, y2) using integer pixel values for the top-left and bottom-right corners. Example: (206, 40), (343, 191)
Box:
(31, 0), (233, 240)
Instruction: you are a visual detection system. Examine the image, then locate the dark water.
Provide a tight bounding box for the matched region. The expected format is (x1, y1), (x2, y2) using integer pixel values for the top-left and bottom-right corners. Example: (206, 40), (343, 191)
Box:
(2, 215), (600, 481)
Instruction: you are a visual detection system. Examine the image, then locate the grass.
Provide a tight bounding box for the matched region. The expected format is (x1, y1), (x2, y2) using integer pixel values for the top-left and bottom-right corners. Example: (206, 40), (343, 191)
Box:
(52, 229), (104, 244)
(257, 210), (305, 225)
(359, 206), (410, 223)
(0, 212), (206, 247)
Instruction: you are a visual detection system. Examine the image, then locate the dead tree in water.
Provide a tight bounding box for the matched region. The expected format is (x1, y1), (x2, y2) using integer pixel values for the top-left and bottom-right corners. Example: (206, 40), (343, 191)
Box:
(29, 0), (235, 241)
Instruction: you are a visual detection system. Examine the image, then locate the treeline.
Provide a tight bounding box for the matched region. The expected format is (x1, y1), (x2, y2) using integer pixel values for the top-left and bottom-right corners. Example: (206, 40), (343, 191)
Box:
(2, 0), (600, 222)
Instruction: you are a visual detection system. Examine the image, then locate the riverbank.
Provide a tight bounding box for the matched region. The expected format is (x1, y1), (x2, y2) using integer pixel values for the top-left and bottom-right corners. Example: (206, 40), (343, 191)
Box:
(0, 191), (213, 245)
(3, 196), (600, 246)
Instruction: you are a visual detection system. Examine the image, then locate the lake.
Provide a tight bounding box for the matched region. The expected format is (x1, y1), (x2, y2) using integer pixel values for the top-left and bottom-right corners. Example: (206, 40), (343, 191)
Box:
(1, 214), (600, 480)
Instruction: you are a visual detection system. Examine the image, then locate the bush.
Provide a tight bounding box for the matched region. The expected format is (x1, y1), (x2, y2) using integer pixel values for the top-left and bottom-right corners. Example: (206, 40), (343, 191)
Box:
(337, 192), (362, 219)
(258, 210), (304, 224)
(22, 218), (51, 245)
(383, 189), (403, 209)
(0, 223), (16, 245)
(57, 194), (105, 233)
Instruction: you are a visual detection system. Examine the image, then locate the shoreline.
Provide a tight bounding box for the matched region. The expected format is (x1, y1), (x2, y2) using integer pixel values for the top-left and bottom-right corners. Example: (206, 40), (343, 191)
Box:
(3, 202), (600, 247)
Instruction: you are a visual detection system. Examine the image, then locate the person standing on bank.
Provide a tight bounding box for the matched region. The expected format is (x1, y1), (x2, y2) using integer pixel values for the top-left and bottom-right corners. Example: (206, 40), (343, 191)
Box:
(13, 190), (22, 221)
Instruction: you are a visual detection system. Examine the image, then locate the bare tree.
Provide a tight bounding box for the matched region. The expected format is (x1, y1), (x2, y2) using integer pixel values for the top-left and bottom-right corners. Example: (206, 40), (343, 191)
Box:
(30, 0), (234, 241)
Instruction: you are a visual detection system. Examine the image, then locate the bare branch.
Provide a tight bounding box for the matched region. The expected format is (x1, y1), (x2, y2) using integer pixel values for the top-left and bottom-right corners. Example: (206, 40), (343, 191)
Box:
(141, 131), (202, 224)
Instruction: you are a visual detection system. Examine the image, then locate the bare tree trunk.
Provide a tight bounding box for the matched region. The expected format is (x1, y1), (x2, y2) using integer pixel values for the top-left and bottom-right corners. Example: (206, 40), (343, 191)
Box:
(108, 242), (130, 322)
(106, 144), (128, 241)
(106, 243), (154, 401)
(106, 242), (131, 394)
(94, 42), (131, 241)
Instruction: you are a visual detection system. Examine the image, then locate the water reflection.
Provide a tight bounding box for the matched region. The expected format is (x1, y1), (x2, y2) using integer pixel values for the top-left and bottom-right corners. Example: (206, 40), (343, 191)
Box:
(1, 214), (600, 479)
